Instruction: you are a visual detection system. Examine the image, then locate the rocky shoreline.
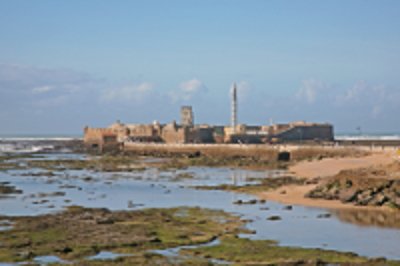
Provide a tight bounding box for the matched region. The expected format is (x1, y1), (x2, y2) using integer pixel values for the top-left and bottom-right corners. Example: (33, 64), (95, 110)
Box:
(307, 162), (400, 209)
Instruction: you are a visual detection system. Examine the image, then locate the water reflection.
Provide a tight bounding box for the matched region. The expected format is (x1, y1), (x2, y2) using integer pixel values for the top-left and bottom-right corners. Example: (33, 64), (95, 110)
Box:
(331, 208), (400, 229)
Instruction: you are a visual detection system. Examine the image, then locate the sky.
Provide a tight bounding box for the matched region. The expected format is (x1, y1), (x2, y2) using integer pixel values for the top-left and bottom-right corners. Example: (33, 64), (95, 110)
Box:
(0, 0), (400, 135)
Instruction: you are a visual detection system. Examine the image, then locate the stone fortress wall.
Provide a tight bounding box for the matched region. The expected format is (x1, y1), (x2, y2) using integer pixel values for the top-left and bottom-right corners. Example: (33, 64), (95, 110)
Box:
(83, 106), (334, 151)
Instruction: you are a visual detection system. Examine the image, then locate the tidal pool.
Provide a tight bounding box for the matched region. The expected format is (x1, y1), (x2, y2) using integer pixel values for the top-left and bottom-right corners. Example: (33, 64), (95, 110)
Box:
(0, 153), (399, 260)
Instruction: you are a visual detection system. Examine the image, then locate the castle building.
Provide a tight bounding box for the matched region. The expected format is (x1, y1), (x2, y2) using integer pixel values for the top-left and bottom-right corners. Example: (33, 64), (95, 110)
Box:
(83, 83), (335, 151)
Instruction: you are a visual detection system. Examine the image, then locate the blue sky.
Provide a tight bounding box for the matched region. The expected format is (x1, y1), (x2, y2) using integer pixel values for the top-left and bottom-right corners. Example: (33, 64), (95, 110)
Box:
(1, 0), (399, 135)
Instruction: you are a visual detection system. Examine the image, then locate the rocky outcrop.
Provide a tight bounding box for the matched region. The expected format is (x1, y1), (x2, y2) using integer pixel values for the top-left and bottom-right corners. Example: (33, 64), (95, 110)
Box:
(306, 163), (400, 209)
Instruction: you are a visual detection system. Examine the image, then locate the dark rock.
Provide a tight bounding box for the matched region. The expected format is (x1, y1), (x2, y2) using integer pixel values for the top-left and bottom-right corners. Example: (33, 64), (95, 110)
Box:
(60, 246), (73, 253)
(149, 237), (162, 243)
(83, 176), (94, 182)
(248, 199), (258, 204)
(17, 250), (35, 260)
(188, 151), (201, 158)
(96, 218), (114, 225)
(266, 215), (281, 221)
(233, 199), (258, 205)
(283, 205), (293, 210)
(317, 213), (331, 219)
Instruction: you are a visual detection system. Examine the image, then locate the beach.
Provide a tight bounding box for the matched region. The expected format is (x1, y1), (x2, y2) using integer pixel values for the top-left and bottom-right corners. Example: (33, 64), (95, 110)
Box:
(258, 150), (399, 210)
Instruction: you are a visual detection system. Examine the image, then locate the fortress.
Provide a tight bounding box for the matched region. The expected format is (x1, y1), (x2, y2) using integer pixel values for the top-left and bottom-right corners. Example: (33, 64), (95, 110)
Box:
(84, 83), (334, 151)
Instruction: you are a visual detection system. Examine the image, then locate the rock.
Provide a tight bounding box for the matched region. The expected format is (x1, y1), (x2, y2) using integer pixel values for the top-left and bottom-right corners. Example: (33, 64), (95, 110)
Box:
(317, 213), (331, 219)
(59, 246), (73, 253)
(266, 215), (281, 221)
(96, 218), (114, 225)
(356, 190), (374, 206)
(283, 205), (293, 210)
(17, 250), (35, 260)
(149, 237), (162, 243)
(345, 179), (353, 188)
(248, 199), (258, 204)
(83, 176), (94, 182)
(339, 189), (359, 203)
(233, 199), (258, 205)
(371, 193), (389, 206)
(391, 198), (400, 208)
(188, 151), (201, 158)
(53, 191), (66, 197)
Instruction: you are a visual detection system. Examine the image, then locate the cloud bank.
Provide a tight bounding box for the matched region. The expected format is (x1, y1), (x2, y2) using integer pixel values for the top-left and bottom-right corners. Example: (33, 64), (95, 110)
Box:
(0, 63), (399, 134)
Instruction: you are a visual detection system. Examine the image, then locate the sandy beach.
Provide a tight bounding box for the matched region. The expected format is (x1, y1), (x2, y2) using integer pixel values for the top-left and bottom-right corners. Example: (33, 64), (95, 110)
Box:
(258, 151), (398, 210)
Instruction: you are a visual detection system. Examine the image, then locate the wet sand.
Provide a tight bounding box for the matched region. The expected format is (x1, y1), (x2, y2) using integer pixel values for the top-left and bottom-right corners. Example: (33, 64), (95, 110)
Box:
(258, 151), (398, 210)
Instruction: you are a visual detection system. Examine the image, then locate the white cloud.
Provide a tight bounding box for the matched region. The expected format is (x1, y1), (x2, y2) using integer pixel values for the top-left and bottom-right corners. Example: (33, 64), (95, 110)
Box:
(0, 63), (102, 110)
(334, 81), (394, 119)
(235, 81), (251, 102)
(338, 80), (388, 104)
(180, 79), (203, 94)
(343, 80), (366, 102)
(296, 79), (327, 104)
(32, 85), (53, 94)
(100, 82), (154, 103)
(169, 78), (207, 102)
(33, 95), (69, 107)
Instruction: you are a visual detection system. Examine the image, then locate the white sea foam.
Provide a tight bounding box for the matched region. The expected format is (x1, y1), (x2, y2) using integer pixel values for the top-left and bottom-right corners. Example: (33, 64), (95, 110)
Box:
(0, 137), (80, 141)
(335, 135), (400, 141)
(0, 144), (55, 154)
(0, 136), (79, 154)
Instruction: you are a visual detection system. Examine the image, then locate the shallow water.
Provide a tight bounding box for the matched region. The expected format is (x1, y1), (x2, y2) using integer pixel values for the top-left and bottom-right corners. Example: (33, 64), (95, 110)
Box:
(33, 255), (67, 264)
(0, 153), (400, 260)
(152, 238), (230, 265)
(88, 251), (129, 261)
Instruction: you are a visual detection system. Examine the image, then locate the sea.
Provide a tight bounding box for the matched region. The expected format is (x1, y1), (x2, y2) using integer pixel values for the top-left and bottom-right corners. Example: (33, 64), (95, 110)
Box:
(0, 135), (81, 154)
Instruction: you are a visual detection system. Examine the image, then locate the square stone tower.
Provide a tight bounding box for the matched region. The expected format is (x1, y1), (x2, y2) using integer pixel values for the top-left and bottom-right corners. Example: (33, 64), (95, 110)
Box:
(181, 106), (194, 127)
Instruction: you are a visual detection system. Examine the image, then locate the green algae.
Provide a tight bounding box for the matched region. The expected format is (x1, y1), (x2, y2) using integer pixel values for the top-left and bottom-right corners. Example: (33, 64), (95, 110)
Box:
(193, 176), (306, 194)
(0, 206), (244, 263)
(182, 236), (400, 266)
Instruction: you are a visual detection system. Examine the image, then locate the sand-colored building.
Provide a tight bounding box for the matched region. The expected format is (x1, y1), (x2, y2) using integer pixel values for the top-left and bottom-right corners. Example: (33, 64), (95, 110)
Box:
(84, 86), (334, 151)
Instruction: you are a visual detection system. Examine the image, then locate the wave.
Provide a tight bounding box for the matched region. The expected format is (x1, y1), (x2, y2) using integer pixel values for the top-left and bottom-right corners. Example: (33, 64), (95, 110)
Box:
(0, 137), (81, 154)
(0, 137), (81, 141)
(335, 135), (400, 141)
(0, 144), (55, 154)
